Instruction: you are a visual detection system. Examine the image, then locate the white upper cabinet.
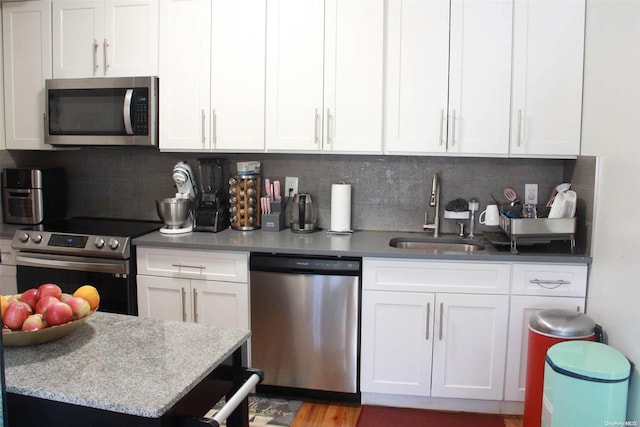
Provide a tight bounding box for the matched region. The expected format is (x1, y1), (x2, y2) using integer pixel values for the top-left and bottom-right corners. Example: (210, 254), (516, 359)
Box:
(159, 0), (265, 152)
(265, 0), (384, 153)
(210, 0), (265, 151)
(52, 0), (158, 78)
(385, 0), (513, 156)
(2, 0), (52, 150)
(384, 0), (449, 154)
(510, 0), (585, 157)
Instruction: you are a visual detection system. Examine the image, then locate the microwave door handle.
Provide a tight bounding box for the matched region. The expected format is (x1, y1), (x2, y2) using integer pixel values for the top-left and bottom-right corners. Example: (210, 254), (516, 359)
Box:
(123, 89), (134, 135)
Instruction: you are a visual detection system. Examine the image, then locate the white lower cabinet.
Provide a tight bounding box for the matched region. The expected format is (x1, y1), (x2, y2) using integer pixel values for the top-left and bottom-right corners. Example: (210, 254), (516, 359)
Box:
(361, 258), (589, 412)
(361, 259), (510, 401)
(136, 247), (249, 329)
(503, 263), (588, 402)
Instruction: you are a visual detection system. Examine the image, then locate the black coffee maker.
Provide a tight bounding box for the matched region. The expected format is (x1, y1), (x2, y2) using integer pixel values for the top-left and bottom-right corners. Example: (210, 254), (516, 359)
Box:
(194, 158), (229, 232)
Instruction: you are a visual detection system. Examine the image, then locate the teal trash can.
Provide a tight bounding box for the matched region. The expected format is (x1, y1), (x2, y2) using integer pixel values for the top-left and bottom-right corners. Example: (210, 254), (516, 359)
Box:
(542, 341), (631, 427)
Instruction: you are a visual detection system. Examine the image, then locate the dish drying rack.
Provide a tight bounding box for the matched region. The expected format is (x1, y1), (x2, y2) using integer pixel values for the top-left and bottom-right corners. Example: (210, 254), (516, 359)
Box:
(499, 214), (576, 254)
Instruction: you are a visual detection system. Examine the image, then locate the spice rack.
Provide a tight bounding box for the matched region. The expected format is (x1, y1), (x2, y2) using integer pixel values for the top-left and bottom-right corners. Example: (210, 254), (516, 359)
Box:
(229, 175), (261, 230)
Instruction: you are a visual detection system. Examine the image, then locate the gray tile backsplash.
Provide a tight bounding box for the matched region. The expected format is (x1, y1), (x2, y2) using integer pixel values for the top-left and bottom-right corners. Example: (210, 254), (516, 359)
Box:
(1, 149), (596, 254)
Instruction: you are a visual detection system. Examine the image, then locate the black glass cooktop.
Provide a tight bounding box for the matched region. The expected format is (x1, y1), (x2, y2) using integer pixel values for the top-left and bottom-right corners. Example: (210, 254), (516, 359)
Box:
(29, 217), (161, 238)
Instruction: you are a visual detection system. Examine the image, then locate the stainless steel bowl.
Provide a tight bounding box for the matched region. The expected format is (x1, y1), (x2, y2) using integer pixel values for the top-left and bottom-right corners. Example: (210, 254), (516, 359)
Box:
(156, 198), (191, 228)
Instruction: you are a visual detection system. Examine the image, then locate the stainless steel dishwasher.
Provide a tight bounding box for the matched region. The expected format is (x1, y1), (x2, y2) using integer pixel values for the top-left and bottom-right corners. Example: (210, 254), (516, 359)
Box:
(250, 253), (361, 401)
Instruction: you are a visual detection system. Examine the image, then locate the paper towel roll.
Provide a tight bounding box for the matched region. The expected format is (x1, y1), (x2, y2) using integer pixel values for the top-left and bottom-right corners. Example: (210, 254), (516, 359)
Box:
(331, 183), (352, 232)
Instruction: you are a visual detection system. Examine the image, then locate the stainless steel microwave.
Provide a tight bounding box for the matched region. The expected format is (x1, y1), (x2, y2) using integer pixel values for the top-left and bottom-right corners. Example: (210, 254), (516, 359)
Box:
(45, 76), (158, 147)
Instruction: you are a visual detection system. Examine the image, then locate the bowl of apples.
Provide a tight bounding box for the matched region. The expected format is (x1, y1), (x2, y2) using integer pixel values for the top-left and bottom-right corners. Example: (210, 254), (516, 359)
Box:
(2, 283), (99, 347)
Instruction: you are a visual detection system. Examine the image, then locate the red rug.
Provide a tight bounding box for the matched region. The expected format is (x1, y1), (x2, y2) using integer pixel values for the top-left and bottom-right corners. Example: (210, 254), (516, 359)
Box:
(356, 405), (505, 427)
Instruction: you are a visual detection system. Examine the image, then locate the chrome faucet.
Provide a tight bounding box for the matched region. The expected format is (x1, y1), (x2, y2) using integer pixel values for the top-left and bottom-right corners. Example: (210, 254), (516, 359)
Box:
(423, 172), (440, 237)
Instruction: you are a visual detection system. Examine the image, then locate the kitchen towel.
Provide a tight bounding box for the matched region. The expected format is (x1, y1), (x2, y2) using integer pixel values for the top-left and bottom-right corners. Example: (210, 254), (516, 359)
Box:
(330, 183), (352, 232)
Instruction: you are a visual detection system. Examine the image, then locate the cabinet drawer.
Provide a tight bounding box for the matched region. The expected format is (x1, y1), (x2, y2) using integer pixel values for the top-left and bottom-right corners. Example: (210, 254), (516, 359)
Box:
(511, 263), (587, 297)
(363, 258), (510, 294)
(136, 247), (248, 283)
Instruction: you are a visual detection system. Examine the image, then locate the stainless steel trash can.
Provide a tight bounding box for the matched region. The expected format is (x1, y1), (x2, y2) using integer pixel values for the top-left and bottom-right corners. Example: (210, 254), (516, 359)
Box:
(523, 309), (596, 427)
(542, 341), (631, 427)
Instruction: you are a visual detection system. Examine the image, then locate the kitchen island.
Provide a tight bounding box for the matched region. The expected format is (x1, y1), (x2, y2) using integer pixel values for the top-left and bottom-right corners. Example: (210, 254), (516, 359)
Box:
(3, 312), (252, 426)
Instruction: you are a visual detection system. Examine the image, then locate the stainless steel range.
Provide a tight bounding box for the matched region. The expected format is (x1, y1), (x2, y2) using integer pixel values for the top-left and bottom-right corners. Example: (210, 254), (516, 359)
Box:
(11, 217), (160, 315)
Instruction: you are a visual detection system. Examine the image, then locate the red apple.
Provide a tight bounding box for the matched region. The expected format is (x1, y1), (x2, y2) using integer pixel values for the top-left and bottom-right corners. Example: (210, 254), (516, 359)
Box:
(22, 313), (47, 331)
(20, 288), (40, 311)
(60, 293), (73, 303)
(3, 301), (32, 330)
(38, 283), (62, 300)
(44, 301), (73, 326)
(66, 297), (91, 319)
(36, 295), (59, 314)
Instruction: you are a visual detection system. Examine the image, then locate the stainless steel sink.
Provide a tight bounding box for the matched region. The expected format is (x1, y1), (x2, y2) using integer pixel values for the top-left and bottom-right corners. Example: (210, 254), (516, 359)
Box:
(389, 237), (486, 252)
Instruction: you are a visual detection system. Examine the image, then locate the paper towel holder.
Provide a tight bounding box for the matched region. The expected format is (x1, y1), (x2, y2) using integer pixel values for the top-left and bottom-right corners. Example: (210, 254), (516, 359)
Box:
(328, 181), (354, 235)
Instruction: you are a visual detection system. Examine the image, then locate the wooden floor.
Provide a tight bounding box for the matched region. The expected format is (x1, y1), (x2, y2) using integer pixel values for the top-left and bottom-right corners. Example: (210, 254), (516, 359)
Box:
(290, 401), (523, 427)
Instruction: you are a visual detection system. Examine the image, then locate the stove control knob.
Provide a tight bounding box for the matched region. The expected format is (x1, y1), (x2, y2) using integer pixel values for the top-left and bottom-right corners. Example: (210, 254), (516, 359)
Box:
(94, 238), (105, 249)
(18, 233), (29, 243)
(32, 234), (43, 244)
(109, 239), (120, 250)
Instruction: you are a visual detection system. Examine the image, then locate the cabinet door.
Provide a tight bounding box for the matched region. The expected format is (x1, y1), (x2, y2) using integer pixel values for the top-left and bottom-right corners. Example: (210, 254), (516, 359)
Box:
(2, 0), (52, 150)
(504, 296), (585, 402)
(265, 0), (324, 152)
(210, 0), (265, 151)
(192, 281), (249, 329)
(104, 0), (158, 77)
(510, 0), (585, 157)
(323, 0), (384, 153)
(137, 275), (191, 321)
(361, 290), (434, 396)
(447, 0), (512, 155)
(158, 0), (211, 151)
(431, 293), (509, 400)
(52, 0), (103, 78)
(384, 0), (449, 154)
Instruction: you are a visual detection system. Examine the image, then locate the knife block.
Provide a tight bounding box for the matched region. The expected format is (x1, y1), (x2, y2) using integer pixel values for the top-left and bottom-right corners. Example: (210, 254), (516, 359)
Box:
(262, 200), (285, 231)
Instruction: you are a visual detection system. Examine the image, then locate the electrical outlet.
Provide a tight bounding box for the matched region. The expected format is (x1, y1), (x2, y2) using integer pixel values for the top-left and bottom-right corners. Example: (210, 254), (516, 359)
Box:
(285, 177), (298, 196)
(525, 184), (538, 205)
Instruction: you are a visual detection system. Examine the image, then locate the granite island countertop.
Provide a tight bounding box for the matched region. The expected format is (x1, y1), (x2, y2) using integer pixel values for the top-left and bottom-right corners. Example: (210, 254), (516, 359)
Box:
(3, 312), (250, 418)
(134, 227), (592, 264)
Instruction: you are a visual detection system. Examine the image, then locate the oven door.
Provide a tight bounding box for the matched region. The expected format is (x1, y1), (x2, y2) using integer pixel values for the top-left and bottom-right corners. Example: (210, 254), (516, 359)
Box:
(15, 253), (137, 315)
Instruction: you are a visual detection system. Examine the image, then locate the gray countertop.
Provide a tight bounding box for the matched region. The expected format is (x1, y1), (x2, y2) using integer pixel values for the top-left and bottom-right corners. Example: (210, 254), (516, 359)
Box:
(3, 312), (250, 418)
(134, 227), (591, 264)
(0, 223), (21, 240)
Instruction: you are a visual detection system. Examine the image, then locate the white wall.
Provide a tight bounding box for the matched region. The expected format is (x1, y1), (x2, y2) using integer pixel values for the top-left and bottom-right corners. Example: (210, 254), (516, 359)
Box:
(581, 0), (640, 421)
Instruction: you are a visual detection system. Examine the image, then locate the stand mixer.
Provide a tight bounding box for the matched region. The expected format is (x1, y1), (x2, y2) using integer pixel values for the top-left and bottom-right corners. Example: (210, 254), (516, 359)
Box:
(157, 161), (198, 234)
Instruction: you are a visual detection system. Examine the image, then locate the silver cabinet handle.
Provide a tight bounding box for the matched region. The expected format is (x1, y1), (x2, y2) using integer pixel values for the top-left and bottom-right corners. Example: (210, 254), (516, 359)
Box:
(180, 287), (186, 322)
(439, 302), (444, 340)
(201, 109), (206, 147)
(326, 109), (332, 146)
(123, 89), (134, 135)
(517, 109), (523, 147)
(451, 110), (456, 147)
(193, 288), (198, 323)
(172, 263), (206, 270)
(426, 302), (431, 340)
(93, 39), (100, 72)
(314, 108), (320, 145)
(104, 39), (110, 71)
(439, 109), (445, 146)
(529, 279), (570, 289)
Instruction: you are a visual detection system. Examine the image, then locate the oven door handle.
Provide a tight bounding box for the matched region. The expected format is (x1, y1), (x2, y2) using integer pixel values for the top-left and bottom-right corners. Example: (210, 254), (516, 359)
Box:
(16, 253), (128, 275)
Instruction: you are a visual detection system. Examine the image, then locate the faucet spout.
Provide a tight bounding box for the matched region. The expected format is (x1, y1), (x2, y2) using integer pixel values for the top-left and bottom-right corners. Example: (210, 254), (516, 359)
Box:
(423, 172), (440, 237)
